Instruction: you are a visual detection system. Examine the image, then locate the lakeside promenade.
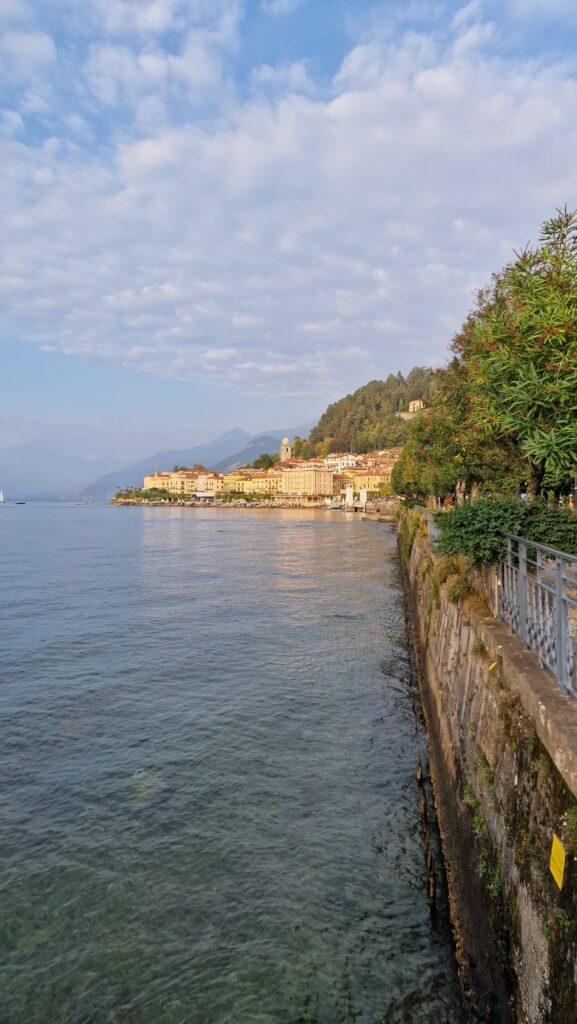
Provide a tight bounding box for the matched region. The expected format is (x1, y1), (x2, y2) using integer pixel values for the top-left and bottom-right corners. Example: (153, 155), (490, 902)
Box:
(112, 494), (399, 519)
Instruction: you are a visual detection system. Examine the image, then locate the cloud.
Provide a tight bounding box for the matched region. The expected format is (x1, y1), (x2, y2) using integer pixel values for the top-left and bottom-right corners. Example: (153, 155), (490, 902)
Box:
(0, 0), (32, 27)
(251, 60), (315, 96)
(0, 110), (24, 135)
(82, 3), (239, 114)
(509, 0), (577, 18)
(87, 0), (242, 39)
(261, 0), (305, 14)
(89, 0), (223, 36)
(451, 2), (482, 30)
(0, 29), (56, 79)
(96, 0), (182, 35)
(1, 4), (577, 399)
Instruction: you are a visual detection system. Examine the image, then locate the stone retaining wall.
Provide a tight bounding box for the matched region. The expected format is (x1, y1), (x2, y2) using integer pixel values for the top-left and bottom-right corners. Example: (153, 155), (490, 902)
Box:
(404, 530), (577, 1023)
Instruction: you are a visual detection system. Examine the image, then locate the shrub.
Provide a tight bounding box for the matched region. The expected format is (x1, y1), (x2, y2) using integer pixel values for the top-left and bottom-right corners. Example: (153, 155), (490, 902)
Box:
(446, 573), (471, 603)
(522, 502), (577, 555)
(435, 498), (526, 564)
(398, 507), (422, 560)
(435, 497), (577, 565)
(429, 571), (440, 610)
(436, 555), (458, 583)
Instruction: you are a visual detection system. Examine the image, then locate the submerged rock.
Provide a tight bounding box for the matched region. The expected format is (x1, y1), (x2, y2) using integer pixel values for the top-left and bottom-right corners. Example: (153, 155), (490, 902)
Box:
(130, 769), (171, 806)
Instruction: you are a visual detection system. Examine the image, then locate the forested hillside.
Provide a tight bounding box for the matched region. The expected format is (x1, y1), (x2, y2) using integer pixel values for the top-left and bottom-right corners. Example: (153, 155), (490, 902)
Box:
(292, 368), (438, 457)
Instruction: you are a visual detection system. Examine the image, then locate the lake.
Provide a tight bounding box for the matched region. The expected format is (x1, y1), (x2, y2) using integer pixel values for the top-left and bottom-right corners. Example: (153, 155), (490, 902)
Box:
(0, 504), (462, 1023)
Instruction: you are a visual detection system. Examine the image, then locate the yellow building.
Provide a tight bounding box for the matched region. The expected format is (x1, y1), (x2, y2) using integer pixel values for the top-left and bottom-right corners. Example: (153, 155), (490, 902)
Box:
(397, 400), (426, 423)
(281, 466), (334, 497)
(342, 470), (391, 490)
(143, 470), (225, 497)
(196, 474), (224, 496)
(245, 471), (283, 495)
(143, 471), (200, 495)
(143, 472), (171, 491)
(221, 472), (251, 493)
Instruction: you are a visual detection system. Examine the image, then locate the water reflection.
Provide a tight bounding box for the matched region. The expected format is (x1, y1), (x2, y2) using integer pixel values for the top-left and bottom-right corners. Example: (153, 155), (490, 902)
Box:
(0, 505), (462, 1023)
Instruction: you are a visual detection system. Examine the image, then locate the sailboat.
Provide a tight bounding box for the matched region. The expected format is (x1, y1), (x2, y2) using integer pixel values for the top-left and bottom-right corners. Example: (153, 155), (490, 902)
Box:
(0, 489), (4, 503)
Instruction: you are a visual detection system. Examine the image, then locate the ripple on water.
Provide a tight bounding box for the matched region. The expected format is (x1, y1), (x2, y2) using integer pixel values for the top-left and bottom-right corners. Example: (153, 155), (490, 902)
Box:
(0, 506), (462, 1023)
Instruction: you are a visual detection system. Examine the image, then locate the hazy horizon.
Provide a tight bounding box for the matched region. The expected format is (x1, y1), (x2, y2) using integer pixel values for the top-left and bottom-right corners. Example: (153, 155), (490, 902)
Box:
(0, 413), (317, 464)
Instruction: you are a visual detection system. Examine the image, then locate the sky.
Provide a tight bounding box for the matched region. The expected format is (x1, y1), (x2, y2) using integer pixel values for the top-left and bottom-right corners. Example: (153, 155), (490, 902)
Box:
(2, 0), (577, 458)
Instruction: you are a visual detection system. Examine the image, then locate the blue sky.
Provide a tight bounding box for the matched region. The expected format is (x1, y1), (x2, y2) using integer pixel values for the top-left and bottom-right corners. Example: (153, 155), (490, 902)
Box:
(2, 0), (577, 458)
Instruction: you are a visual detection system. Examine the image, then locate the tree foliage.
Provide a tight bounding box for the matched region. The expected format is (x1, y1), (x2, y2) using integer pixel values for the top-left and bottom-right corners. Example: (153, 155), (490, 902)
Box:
(250, 453), (280, 469)
(391, 360), (525, 500)
(393, 208), (577, 501)
(306, 369), (438, 455)
(455, 207), (577, 493)
(116, 487), (175, 500)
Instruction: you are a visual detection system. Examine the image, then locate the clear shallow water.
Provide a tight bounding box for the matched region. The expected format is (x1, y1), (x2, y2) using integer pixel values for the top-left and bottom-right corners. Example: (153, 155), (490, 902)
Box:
(0, 504), (462, 1024)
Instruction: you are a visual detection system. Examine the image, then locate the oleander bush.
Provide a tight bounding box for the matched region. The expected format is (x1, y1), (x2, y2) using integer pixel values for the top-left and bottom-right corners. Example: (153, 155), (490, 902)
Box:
(435, 497), (577, 565)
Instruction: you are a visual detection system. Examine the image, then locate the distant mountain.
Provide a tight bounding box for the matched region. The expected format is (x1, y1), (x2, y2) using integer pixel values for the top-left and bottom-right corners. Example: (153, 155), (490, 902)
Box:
(79, 429), (252, 499)
(0, 446), (122, 500)
(79, 422), (318, 498)
(269, 420), (317, 440)
(213, 422), (318, 472)
(213, 435), (285, 472)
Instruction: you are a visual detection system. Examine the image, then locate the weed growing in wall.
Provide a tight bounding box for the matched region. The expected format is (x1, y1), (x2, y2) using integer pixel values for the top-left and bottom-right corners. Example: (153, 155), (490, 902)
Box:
(446, 573), (471, 604)
(397, 507), (423, 560)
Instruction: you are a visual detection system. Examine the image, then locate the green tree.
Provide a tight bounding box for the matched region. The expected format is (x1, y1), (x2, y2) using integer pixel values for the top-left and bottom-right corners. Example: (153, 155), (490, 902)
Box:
(457, 207), (577, 495)
(251, 453), (279, 469)
(391, 360), (525, 502)
(392, 208), (577, 503)
(291, 436), (314, 459)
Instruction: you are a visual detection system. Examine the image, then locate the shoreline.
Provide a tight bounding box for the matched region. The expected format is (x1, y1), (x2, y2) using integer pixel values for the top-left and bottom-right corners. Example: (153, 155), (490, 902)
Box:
(110, 499), (397, 521)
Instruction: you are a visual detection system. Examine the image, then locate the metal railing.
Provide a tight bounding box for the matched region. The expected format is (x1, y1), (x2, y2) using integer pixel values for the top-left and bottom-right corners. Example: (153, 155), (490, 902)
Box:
(427, 512), (441, 543)
(499, 534), (577, 696)
(413, 505), (441, 544)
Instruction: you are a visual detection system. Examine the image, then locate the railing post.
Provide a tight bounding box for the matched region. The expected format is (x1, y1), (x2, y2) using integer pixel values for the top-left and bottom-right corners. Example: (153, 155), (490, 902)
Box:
(519, 539), (528, 645)
(556, 557), (568, 692)
(498, 553), (503, 618)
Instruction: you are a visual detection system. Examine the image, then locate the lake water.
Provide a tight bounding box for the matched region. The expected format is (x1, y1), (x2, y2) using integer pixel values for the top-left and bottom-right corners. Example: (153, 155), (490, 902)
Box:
(0, 504), (462, 1023)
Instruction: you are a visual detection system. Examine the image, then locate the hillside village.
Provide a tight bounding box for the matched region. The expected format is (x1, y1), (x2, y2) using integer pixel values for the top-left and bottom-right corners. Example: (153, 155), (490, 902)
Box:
(124, 437), (405, 507)
(114, 389), (428, 505)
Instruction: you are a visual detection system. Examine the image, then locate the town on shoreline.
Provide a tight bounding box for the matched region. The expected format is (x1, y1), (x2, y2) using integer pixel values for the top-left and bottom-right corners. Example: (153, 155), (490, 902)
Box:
(113, 435), (404, 511)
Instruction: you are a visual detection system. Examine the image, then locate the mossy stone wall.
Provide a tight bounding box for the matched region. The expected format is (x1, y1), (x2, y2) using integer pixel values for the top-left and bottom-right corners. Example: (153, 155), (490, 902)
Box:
(404, 530), (577, 1023)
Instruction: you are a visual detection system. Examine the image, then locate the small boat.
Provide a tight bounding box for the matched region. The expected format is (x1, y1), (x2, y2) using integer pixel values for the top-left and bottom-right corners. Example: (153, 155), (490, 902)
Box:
(15, 501), (26, 505)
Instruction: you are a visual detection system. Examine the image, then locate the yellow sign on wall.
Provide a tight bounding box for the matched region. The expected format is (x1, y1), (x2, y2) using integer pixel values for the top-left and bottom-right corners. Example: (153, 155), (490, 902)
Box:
(550, 834), (566, 890)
